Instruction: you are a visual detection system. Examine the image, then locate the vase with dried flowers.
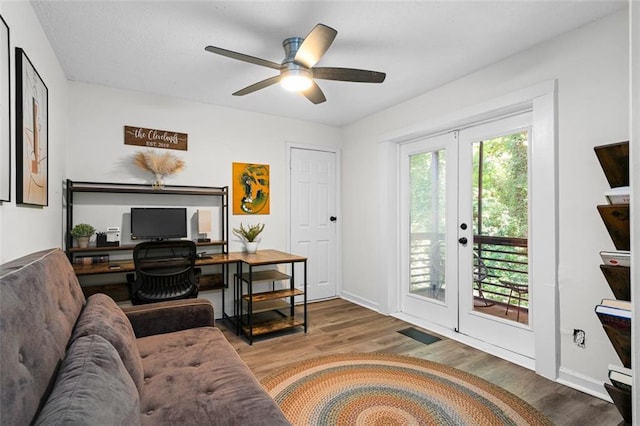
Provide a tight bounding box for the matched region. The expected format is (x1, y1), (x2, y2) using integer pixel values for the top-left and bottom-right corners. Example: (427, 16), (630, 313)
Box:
(133, 150), (185, 189)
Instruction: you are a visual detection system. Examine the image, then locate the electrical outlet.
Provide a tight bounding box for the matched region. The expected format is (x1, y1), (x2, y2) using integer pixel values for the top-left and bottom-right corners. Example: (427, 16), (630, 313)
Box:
(573, 329), (586, 348)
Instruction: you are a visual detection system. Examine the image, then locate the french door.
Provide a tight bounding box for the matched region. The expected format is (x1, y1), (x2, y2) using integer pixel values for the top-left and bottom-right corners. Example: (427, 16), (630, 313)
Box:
(400, 133), (459, 330)
(457, 112), (534, 358)
(400, 111), (534, 358)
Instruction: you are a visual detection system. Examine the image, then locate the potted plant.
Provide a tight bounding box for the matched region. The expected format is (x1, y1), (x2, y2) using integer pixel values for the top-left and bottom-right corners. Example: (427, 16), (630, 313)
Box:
(70, 223), (95, 248)
(232, 222), (264, 254)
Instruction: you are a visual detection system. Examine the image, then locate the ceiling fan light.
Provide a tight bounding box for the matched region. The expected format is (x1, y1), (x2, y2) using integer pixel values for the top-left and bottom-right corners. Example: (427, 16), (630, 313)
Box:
(280, 69), (312, 92)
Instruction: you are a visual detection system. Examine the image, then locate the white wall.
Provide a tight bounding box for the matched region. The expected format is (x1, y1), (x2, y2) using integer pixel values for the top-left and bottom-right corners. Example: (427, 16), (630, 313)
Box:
(341, 8), (629, 394)
(0, 2), (69, 263)
(65, 82), (341, 311)
(66, 82), (340, 251)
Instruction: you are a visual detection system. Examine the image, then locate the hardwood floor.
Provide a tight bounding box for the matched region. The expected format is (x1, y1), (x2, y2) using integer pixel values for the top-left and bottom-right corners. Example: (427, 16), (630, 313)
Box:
(219, 298), (621, 426)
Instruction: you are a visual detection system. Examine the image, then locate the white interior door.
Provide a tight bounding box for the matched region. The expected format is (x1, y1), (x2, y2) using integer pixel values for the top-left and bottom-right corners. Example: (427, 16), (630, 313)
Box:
(290, 147), (338, 301)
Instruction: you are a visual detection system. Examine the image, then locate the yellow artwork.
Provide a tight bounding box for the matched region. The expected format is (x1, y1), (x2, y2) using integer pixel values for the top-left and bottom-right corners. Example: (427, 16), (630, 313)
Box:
(232, 162), (270, 215)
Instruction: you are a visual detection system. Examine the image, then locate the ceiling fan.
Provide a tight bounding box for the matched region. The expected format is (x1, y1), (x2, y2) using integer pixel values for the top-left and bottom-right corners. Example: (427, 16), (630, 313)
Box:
(205, 23), (386, 104)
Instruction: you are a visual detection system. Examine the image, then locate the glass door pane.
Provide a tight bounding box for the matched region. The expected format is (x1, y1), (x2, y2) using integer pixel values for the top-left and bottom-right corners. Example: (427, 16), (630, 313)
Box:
(401, 131), (457, 331)
(409, 149), (446, 302)
(471, 131), (529, 324)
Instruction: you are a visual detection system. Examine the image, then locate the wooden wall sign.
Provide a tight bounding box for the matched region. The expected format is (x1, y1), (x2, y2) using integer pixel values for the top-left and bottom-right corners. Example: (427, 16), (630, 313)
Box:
(124, 126), (188, 151)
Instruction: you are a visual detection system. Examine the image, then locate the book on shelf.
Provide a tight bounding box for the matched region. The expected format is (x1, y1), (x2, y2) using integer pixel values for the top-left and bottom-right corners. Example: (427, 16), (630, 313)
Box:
(608, 364), (632, 393)
(599, 264), (631, 301)
(600, 299), (631, 311)
(599, 250), (630, 267)
(605, 186), (630, 204)
(605, 383), (633, 424)
(596, 204), (630, 251)
(73, 254), (110, 265)
(594, 141), (629, 188)
(595, 299), (631, 368)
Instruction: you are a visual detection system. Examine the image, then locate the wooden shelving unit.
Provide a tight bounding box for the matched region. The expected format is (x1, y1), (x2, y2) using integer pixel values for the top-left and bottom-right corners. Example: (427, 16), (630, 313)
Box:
(64, 180), (229, 301)
(234, 251), (307, 344)
(594, 141), (632, 426)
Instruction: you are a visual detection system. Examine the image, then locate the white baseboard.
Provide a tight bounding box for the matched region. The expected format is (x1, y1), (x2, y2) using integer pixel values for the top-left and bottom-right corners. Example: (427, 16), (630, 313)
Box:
(557, 367), (611, 402)
(339, 290), (379, 312)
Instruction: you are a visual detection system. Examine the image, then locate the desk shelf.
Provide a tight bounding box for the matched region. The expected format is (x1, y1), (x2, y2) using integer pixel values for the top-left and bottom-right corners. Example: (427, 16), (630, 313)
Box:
(65, 180), (228, 259)
(80, 273), (225, 302)
(68, 240), (226, 254)
(240, 311), (305, 337)
(66, 181), (227, 196)
(65, 179), (230, 303)
(241, 289), (304, 316)
(244, 299), (291, 314)
(243, 288), (304, 303)
(238, 270), (291, 284)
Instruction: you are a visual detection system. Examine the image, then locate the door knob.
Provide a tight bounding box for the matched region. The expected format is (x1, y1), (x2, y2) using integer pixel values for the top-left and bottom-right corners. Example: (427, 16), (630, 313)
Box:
(330, 216), (337, 222)
(458, 237), (468, 245)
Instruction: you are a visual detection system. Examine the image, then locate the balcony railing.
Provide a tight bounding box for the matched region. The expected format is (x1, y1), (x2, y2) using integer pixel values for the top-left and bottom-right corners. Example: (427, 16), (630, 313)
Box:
(410, 233), (528, 308)
(410, 233), (445, 296)
(474, 235), (528, 307)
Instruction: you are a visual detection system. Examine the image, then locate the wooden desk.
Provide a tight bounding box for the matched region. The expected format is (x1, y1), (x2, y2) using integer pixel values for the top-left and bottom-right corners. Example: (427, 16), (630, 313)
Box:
(75, 252), (246, 301)
(73, 252), (244, 275)
(235, 249), (307, 265)
(74, 249), (308, 344)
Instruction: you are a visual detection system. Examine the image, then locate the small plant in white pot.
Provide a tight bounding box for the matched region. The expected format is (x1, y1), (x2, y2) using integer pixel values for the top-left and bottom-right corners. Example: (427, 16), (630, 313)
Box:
(232, 223), (264, 254)
(70, 223), (95, 248)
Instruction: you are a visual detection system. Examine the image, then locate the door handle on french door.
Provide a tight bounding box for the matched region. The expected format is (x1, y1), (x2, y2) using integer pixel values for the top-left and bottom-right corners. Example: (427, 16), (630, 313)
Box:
(458, 237), (468, 245)
(330, 216), (337, 222)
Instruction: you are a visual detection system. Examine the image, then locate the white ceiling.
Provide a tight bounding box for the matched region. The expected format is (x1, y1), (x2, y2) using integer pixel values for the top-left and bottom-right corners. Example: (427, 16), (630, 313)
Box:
(31, 1), (625, 127)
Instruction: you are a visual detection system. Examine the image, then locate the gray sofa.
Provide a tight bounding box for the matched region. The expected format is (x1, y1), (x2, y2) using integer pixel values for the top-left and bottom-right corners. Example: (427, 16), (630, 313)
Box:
(0, 248), (290, 425)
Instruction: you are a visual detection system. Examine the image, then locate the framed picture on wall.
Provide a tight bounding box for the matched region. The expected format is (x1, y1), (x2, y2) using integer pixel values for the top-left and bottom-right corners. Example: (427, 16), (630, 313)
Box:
(15, 47), (48, 206)
(232, 162), (270, 215)
(0, 16), (9, 202)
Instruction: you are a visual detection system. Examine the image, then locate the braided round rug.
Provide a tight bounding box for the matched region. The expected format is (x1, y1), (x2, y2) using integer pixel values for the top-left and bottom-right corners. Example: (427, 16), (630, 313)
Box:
(261, 353), (552, 426)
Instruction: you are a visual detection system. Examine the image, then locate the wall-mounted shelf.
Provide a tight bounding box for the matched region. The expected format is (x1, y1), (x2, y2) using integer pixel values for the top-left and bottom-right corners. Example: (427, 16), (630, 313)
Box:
(593, 141), (632, 426)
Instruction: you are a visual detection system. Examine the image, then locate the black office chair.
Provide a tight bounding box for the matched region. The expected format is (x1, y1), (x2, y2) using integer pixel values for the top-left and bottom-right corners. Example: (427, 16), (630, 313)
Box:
(127, 240), (200, 305)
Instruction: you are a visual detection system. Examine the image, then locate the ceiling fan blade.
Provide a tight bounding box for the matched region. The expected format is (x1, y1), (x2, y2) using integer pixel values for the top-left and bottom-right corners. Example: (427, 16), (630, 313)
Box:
(294, 24), (337, 68)
(312, 67), (386, 83)
(205, 46), (281, 70)
(233, 75), (281, 96)
(302, 81), (326, 104)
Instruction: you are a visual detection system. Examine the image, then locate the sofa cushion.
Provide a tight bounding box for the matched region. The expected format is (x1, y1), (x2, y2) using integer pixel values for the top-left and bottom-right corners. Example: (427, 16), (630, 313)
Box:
(72, 293), (144, 393)
(137, 327), (289, 426)
(0, 249), (86, 425)
(123, 298), (215, 338)
(34, 334), (141, 425)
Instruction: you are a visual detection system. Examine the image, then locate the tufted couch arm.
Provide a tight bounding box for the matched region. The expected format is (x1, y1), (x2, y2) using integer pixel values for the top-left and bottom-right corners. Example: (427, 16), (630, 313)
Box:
(122, 298), (215, 338)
